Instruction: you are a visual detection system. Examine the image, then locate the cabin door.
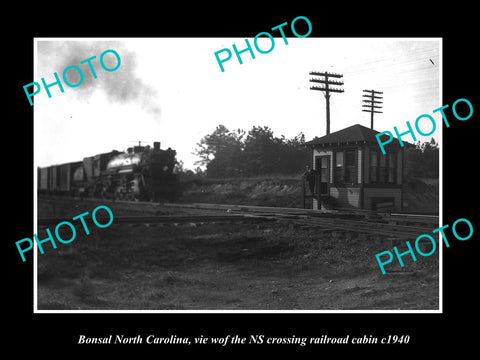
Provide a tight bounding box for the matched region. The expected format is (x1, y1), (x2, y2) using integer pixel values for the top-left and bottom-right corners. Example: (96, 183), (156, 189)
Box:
(315, 155), (330, 195)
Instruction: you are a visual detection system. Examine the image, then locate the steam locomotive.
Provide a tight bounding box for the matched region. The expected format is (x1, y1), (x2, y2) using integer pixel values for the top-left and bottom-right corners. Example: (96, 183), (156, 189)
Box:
(38, 142), (181, 202)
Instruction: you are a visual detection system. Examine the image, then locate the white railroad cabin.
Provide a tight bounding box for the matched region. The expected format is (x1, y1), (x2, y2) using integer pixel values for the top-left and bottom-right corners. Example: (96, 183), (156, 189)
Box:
(304, 124), (405, 211)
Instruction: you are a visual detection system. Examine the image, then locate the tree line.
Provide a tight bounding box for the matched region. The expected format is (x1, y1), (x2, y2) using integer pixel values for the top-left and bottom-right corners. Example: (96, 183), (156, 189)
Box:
(193, 125), (310, 178)
(190, 124), (439, 179)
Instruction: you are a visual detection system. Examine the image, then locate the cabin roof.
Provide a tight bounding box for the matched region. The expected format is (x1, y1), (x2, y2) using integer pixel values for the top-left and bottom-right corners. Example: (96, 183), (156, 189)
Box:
(305, 123), (404, 147)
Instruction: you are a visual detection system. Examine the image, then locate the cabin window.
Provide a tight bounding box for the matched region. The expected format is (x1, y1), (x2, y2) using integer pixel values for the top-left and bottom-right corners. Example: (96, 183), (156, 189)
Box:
(334, 151), (344, 182)
(345, 150), (356, 183)
(370, 149), (397, 184)
(379, 153), (387, 182)
(334, 149), (357, 184)
(370, 150), (378, 182)
(388, 152), (396, 183)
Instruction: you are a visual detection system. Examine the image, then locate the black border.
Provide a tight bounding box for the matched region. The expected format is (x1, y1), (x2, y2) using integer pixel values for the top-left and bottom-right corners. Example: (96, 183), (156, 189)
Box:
(7, 5), (478, 355)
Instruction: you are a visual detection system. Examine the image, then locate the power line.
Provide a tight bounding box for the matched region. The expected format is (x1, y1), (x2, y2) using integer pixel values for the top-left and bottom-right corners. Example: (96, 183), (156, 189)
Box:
(362, 89), (383, 129)
(309, 71), (344, 135)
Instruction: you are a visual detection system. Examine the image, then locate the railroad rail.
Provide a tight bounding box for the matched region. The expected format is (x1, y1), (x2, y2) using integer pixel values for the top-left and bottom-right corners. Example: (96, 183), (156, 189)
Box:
(160, 203), (439, 239)
(37, 214), (268, 226)
(38, 195), (439, 239)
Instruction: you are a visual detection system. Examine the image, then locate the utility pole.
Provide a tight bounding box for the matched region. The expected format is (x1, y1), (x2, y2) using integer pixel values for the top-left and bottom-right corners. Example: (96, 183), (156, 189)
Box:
(309, 71), (344, 135)
(362, 89), (383, 129)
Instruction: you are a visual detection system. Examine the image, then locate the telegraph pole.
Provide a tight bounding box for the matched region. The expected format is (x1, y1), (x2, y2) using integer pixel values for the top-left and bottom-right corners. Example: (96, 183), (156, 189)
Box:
(362, 89), (383, 129)
(309, 71), (344, 135)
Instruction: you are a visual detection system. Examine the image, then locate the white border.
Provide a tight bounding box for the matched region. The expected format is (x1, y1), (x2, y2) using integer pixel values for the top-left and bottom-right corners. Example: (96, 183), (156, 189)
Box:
(33, 37), (443, 314)
(438, 36), (443, 313)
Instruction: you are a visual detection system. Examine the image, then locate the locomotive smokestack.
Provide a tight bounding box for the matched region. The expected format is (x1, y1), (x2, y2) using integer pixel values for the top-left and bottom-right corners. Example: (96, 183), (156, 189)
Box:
(154, 142), (160, 150)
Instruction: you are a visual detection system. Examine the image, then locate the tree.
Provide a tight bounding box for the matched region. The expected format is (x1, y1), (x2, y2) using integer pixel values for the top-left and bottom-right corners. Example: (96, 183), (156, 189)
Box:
(281, 132), (310, 174)
(194, 125), (244, 177)
(194, 125), (311, 177)
(405, 137), (439, 178)
(242, 126), (280, 175)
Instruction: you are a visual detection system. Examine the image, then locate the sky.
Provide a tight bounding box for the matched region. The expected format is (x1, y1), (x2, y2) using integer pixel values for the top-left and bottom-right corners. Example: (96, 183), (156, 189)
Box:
(34, 37), (441, 170)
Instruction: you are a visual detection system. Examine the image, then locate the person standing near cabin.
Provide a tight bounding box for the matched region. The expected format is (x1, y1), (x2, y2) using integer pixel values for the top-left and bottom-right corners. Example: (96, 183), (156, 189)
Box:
(304, 165), (316, 195)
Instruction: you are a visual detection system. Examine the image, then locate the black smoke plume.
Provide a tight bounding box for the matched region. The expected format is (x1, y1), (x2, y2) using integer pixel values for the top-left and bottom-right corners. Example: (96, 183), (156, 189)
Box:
(37, 40), (161, 117)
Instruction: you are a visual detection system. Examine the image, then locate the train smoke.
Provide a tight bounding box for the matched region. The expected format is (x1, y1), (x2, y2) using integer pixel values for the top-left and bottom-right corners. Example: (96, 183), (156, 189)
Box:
(37, 40), (161, 117)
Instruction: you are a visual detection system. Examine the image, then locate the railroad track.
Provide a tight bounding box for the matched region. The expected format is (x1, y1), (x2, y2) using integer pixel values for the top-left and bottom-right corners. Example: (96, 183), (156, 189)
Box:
(38, 196), (439, 239)
(37, 213), (269, 226)
(162, 203), (438, 237)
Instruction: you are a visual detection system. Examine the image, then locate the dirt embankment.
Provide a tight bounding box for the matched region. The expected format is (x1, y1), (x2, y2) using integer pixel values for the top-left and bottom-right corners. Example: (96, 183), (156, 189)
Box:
(180, 176), (439, 213)
(180, 176), (304, 208)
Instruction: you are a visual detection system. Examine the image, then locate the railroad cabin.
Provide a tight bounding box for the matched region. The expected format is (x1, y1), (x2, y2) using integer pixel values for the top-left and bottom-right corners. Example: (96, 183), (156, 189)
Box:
(304, 124), (405, 212)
